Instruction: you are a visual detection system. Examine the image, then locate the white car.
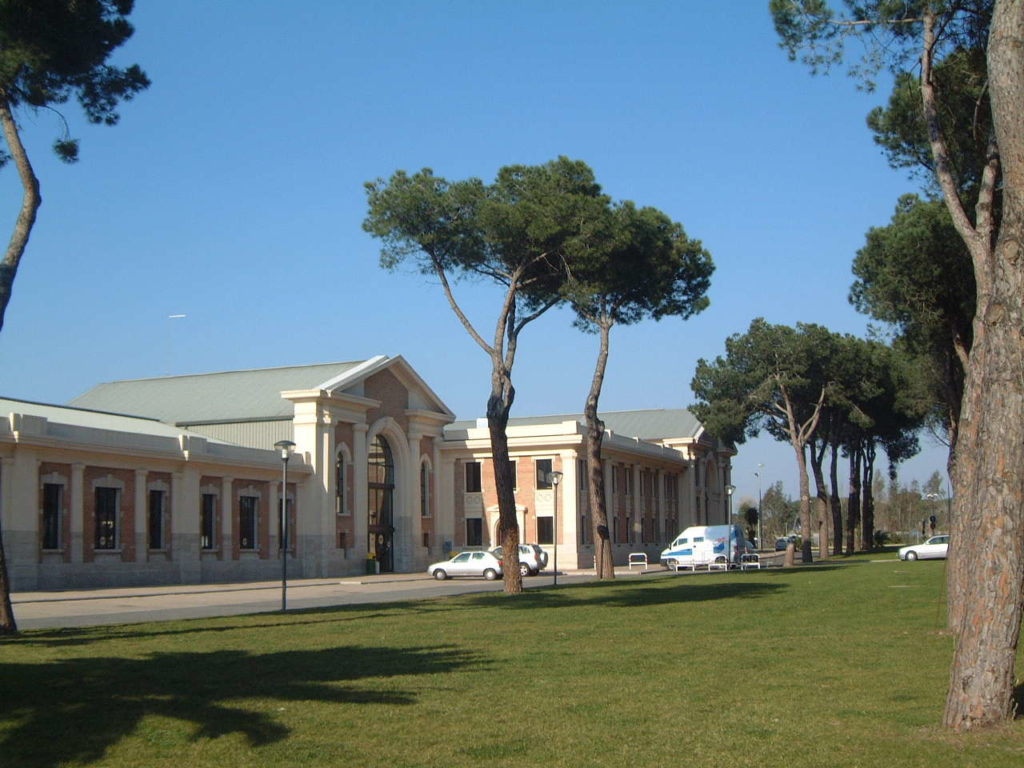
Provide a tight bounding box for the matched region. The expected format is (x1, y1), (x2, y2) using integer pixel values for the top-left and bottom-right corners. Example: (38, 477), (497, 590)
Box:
(899, 535), (950, 561)
(427, 550), (503, 580)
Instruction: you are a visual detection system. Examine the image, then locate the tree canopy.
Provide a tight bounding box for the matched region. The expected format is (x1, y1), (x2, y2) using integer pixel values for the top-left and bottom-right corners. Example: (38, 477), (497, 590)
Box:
(0, 0), (148, 636)
(364, 157), (612, 594)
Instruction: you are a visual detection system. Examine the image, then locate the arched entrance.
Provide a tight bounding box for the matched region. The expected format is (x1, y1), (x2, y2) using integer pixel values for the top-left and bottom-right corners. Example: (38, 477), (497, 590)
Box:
(368, 434), (396, 572)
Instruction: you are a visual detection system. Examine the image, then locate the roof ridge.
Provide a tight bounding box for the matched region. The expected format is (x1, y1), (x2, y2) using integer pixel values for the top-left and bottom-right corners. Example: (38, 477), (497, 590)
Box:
(90, 360), (369, 386)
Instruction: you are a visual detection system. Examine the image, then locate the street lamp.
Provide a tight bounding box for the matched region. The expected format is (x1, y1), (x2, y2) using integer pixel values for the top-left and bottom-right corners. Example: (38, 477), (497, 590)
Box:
(550, 470), (563, 586)
(755, 463), (764, 550)
(726, 484), (735, 567)
(274, 439), (296, 611)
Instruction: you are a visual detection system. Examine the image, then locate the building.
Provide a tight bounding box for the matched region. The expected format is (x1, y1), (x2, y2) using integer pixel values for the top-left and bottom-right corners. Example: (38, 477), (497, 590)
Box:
(1, 356), (733, 589)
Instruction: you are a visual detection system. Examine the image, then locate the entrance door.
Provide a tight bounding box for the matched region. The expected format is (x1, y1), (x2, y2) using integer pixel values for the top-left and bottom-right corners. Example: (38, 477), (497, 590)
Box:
(368, 435), (396, 572)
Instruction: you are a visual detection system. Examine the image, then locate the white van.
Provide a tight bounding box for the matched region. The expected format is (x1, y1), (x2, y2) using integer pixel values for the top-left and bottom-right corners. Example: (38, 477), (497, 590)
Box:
(660, 525), (749, 570)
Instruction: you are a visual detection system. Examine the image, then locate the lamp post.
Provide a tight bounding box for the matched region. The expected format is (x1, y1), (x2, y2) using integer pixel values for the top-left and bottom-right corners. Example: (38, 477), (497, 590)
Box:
(550, 470), (563, 586)
(756, 463), (764, 550)
(274, 440), (296, 611)
(726, 484), (735, 566)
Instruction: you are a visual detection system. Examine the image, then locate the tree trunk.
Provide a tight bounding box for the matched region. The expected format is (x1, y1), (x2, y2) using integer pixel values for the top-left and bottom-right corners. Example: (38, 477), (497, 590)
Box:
(795, 444), (813, 563)
(0, 93), (41, 634)
(584, 320), (615, 579)
(486, 362), (522, 595)
(861, 442), (876, 551)
(943, 0), (1024, 729)
(829, 442), (843, 556)
(809, 437), (829, 560)
(846, 444), (861, 555)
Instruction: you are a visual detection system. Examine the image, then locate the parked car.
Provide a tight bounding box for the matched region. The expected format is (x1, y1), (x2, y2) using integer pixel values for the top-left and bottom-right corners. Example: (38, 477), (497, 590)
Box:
(899, 535), (949, 561)
(491, 544), (548, 576)
(427, 551), (503, 580)
(774, 537), (790, 551)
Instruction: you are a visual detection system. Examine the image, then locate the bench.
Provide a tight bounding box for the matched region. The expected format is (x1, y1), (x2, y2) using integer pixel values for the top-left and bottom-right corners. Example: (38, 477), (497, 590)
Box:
(739, 553), (761, 570)
(628, 553), (648, 570)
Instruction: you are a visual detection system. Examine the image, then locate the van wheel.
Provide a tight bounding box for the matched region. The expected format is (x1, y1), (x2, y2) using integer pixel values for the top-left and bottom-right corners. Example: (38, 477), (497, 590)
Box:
(905, 551), (918, 561)
(433, 569), (448, 580)
(519, 563), (530, 577)
(483, 568), (498, 581)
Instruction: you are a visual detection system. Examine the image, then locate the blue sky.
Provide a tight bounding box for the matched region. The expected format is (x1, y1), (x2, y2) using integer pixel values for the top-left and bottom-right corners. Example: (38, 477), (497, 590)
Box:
(0, 0), (949, 508)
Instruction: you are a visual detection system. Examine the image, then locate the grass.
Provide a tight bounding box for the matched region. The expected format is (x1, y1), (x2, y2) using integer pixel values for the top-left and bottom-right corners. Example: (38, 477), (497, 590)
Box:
(1, 556), (1022, 767)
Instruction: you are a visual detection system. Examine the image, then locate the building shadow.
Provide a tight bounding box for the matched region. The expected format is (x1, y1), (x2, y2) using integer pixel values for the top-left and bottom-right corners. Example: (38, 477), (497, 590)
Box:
(0, 643), (484, 768)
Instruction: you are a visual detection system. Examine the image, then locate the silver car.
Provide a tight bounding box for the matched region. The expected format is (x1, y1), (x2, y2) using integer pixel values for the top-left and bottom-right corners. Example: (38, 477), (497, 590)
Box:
(899, 534), (950, 561)
(428, 550), (504, 580)
(490, 544), (549, 576)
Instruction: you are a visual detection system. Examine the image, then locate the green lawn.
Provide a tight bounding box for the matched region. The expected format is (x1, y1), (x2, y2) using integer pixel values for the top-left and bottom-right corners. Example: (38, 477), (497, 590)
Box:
(2, 558), (1022, 767)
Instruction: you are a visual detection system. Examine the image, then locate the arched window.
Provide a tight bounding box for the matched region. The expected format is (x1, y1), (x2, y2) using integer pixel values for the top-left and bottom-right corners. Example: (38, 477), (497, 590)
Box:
(368, 435), (395, 571)
(420, 460), (431, 518)
(335, 448), (349, 515)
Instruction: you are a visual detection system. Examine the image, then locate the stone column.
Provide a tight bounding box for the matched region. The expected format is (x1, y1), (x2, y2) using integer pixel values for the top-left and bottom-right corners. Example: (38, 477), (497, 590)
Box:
(353, 423), (369, 556)
(405, 431), (424, 571)
(221, 477), (234, 558)
(134, 470), (147, 561)
(70, 463), (85, 564)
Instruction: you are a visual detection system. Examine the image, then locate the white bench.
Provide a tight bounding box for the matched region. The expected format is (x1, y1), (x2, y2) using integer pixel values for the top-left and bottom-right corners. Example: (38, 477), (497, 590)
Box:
(628, 553), (648, 570)
(739, 553), (761, 570)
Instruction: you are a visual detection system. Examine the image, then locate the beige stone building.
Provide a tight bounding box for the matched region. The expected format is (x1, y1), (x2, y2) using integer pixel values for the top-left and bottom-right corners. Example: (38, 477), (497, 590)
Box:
(1, 356), (732, 589)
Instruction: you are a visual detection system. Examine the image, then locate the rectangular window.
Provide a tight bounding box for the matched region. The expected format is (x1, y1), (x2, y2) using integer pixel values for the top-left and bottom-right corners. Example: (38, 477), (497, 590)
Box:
(338, 531), (348, 549)
(535, 458), (553, 489)
(42, 483), (63, 550)
(94, 487), (118, 550)
(239, 496), (259, 550)
(422, 531), (430, 548)
(148, 489), (165, 550)
(465, 461), (482, 493)
(508, 460), (517, 491)
(624, 468), (632, 495)
(578, 459), (587, 491)
(201, 493), (217, 550)
(537, 516), (554, 545)
(466, 517), (483, 546)
(579, 514), (588, 546)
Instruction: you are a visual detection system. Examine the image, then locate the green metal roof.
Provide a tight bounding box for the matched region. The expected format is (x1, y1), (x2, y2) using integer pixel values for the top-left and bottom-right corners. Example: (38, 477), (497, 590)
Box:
(0, 397), (228, 442)
(447, 409), (702, 441)
(69, 360), (375, 425)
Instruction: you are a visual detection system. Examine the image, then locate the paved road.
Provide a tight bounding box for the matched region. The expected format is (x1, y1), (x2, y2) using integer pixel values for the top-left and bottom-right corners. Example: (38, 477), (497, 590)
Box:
(10, 569), (648, 630)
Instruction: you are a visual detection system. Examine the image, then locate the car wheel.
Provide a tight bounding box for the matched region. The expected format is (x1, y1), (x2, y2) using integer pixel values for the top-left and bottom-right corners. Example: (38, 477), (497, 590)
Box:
(905, 551), (918, 561)
(433, 569), (448, 580)
(519, 563), (530, 577)
(483, 568), (498, 581)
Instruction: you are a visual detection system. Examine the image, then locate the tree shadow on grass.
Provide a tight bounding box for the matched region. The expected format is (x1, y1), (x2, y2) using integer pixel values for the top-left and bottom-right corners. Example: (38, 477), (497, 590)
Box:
(5, 598), (475, 650)
(465, 576), (785, 610)
(0, 643), (484, 767)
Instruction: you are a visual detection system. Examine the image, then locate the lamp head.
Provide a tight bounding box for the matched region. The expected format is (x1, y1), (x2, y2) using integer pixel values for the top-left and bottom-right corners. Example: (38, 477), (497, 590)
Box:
(274, 440), (297, 461)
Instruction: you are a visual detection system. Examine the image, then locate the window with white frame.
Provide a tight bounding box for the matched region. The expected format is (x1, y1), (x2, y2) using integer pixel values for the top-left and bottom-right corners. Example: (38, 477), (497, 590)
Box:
(336, 448), (349, 515)
(420, 460), (431, 517)
(535, 458), (553, 490)
(42, 482), (63, 550)
(537, 516), (554, 545)
(465, 461), (482, 493)
(201, 493), (217, 550)
(466, 517), (483, 546)
(239, 495), (259, 550)
(148, 489), (166, 550)
(94, 487), (119, 550)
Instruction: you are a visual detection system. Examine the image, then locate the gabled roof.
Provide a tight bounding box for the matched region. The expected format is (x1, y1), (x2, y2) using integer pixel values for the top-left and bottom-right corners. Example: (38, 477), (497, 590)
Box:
(447, 408), (703, 442)
(68, 356), (454, 426)
(69, 359), (375, 424)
